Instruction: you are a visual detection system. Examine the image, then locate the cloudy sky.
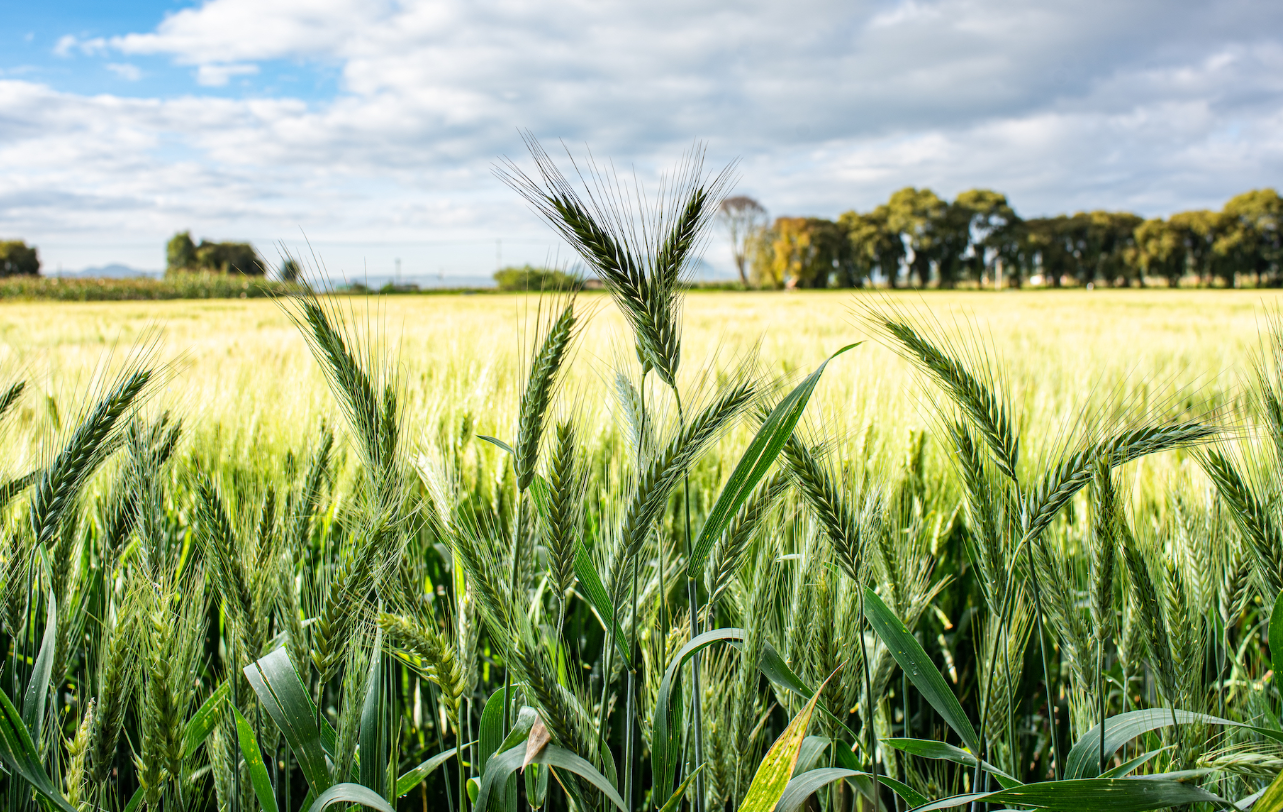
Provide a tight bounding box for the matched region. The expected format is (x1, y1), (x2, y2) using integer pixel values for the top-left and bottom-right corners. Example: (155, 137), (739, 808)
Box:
(2, 0), (1281, 277)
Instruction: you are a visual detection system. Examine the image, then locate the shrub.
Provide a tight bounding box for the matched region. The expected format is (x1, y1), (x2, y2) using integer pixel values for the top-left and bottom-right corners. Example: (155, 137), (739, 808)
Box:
(0, 240), (40, 277)
(493, 264), (581, 291)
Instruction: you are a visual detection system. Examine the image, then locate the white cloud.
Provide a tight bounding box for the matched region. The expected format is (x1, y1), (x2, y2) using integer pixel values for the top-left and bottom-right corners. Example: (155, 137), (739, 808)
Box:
(53, 35), (108, 57)
(5, 0), (1283, 272)
(105, 63), (143, 81)
(195, 63), (259, 86)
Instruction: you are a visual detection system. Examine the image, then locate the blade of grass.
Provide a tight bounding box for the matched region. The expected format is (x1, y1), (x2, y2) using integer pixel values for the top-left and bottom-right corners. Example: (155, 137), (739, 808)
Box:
(862, 586), (980, 754)
(687, 343), (859, 578)
(306, 783), (397, 812)
(0, 686), (78, 812)
(245, 647), (334, 794)
(736, 669), (836, 812)
(234, 705), (281, 812)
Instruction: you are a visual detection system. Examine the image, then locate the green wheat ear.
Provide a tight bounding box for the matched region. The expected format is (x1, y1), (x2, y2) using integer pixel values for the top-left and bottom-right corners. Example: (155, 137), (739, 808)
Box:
(515, 299), (576, 491)
(880, 319), (1019, 481)
(545, 420), (586, 602)
(30, 367), (152, 547)
(782, 433), (864, 581)
(498, 133), (733, 389)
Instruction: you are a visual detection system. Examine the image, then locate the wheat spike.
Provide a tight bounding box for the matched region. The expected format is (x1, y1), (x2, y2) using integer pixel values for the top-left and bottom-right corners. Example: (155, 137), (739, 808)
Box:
(705, 472), (787, 609)
(377, 612), (465, 711)
(291, 298), (398, 477)
(0, 380), (24, 421)
(621, 379), (756, 564)
(1203, 449), (1283, 595)
(1119, 527), (1179, 703)
(91, 605), (135, 785)
(783, 435), (866, 581)
(1089, 459), (1119, 643)
(30, 368), (151, 547)
(63, 698), (94, 809)
(515, 300), (576, 491)
(880, 320), (1020, 481)
(946, 419), (1008, 603)
(1023, 422), (1214, 545)
(290, 424), (334, 547)
(544, 420), (585, 603)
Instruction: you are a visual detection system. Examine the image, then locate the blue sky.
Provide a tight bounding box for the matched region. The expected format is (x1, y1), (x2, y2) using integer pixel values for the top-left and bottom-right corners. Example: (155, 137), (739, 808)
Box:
(2, 0), (1281, 276)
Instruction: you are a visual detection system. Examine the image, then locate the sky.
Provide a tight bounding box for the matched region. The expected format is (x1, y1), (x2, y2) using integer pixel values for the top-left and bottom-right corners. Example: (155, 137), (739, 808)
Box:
(1, 0), (1281, 278)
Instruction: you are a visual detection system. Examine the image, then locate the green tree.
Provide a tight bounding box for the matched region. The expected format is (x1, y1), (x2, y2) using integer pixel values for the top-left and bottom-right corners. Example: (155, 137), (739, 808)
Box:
(885, 187), (945, 287)
(932, 200), (974, 288)
(280, 257), (302, 282)
(1025, 216), (1072, 286)
(1222, 188), (1283, 286)
(839, 206), (904, 287)
(194, 241), (264, 275)
(1169, 210), (1225, 286)
(953, 189), (1021, 286)
(167, 232), (265, 276)
(493, 265), (581, 291)
(1086, 211), (1143, 286)
(1132, 218), (1187, 287)
(166, 232), (196, 273)
(0, 240), (40, 277)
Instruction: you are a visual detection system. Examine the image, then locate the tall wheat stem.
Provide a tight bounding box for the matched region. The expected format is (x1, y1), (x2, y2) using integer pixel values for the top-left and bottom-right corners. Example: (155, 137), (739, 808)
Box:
(674, 391), (706, 812)
(1025, 543), (1061, 780)
(625, 370), (647, 812)
(503, 493), (526, 734)
(1097, 640), (1107, 773)
(857, 589), (880, 811)
(595, 602), (618, 769)
(974, 549), (1024, 808)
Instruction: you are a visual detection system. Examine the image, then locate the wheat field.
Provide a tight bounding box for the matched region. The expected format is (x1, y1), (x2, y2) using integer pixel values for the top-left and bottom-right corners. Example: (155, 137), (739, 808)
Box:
(1, 289), (1271, 466)
(2, 287), (1283, 812)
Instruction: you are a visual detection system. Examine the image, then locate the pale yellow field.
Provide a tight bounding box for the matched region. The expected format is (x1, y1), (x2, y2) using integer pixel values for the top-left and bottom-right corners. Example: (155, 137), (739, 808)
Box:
(2, 290), (1279, 487)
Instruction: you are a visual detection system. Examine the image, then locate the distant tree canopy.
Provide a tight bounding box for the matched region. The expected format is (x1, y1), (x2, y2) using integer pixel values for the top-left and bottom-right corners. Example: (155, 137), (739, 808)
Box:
(493, 265), (581, 292)
(280, 257), (302, 282)
(0, 240), (40, 277)
(745, 188), (1283, 288)
(166, 232), (266, 276)
(717, 196), (769, 286)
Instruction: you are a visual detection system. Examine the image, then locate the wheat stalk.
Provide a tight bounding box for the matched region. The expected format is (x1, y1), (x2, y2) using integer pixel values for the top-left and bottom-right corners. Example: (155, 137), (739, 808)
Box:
(782, 435), (865, 581)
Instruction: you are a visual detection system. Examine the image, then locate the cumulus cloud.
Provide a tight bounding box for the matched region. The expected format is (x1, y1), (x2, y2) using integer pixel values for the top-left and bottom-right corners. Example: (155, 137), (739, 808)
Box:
(4, 0), (1283, 271)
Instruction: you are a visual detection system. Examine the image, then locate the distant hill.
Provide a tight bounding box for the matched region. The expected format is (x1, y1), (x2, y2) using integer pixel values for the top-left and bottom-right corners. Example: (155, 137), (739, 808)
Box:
(57, 264), (162, 279)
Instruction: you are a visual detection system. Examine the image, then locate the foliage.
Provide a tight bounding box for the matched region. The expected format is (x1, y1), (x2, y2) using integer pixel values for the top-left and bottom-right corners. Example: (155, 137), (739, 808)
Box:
(746, 186), (1283, 289)
(166, 231), (266, 276)
(0, 273), (300, 300)
(492, 265), (582, 292)
(0, 240), (40, 277)
(717, 196), (768, 287)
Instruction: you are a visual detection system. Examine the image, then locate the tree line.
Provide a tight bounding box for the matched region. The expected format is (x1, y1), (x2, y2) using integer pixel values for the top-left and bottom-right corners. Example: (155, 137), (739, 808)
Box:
(719, 188), (1283, 288)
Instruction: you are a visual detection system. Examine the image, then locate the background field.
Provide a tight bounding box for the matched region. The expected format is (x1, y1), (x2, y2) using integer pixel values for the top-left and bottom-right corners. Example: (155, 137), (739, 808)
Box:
(1, 289), (1278, 486)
